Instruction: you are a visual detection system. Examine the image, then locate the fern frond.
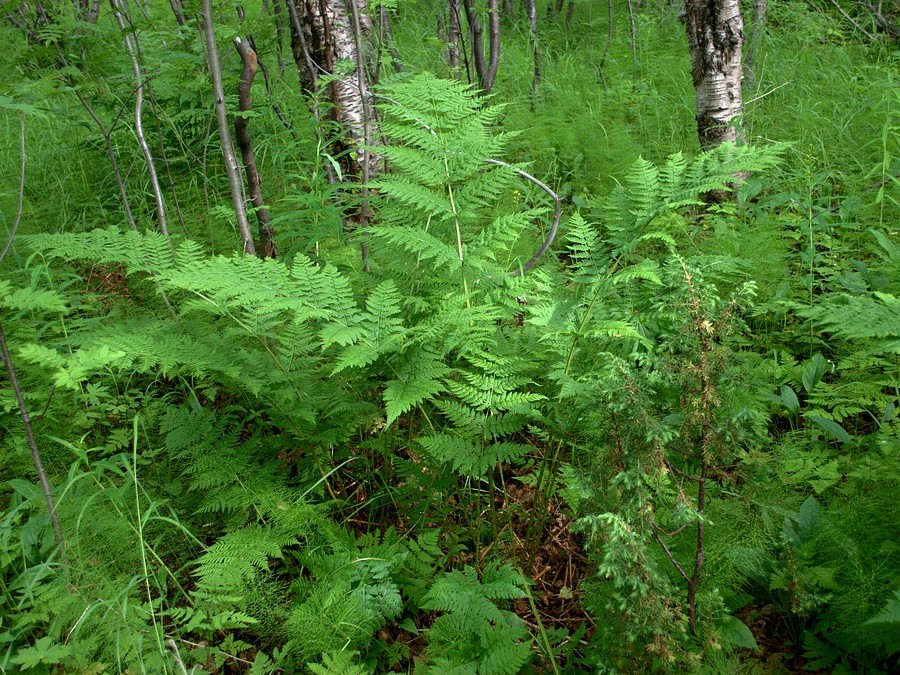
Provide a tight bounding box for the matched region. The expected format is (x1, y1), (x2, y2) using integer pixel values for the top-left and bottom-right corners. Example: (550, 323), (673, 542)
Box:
(383, 348), (450, 426)
(26, 227), (202, 275)
(422, 564), (531, 673)
(194, 525), (294, 593)
(0, 282), (68, 314)
(371, 225), (462, 272)
(802, 292), (900, 352)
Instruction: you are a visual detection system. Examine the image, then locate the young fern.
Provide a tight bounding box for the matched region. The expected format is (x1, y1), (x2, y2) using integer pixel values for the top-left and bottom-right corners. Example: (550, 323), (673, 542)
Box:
(371, 73), (550, 290)
(421, 563), (531, 674)
(600, 145), (782, 256)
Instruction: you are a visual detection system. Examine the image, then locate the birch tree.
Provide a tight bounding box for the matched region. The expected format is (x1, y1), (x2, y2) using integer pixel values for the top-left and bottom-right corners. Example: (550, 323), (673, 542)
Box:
(293, 0), (380, 182)
(683, 0), (745, 148)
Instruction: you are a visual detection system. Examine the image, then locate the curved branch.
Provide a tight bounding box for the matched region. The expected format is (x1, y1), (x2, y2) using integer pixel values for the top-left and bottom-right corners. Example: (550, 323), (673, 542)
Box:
(484, 159), (562, 276)
(111, 0), (169, 236)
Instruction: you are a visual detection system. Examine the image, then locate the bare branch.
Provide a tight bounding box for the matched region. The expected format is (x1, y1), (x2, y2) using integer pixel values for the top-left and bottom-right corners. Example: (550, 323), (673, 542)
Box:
(111, 0), (169, 236)
(234, 37), (276, 258)
(202, 0), (256, 255)
(651, 527), (690, 582)
(829, 0), (876, 40)
(484, 159), (562, 276)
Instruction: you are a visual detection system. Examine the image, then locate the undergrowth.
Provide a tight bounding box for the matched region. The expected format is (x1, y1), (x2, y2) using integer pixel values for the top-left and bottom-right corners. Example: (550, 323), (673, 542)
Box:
(1, 1), (898, 673)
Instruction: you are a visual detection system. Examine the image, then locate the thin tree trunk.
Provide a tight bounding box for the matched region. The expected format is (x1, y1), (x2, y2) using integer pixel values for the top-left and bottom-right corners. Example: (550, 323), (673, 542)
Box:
(0, 321), (68, 567)
(626, 0), (638, 77)
(202, 0), (257, 255)
(598, 0), (614, 88)
(463, 0), (500, 95)
(168, 0), (186, 26)
(73, 89), (139, 232)
(272, 0), (286, 75)
(683, 0), (745, 149)
(0, 130), (67, 563)
(527, 0), (540, 102)
(686, 461), (707, 634)
(284, 0), (319, 91)
(448, 0), (461, 73)
(235, 38), (277, 258)
(549, 0), (564, 19)
(111, 0), (169, 236)
(463, 0), (487, 90)
(486, 0), (500, 92)
(81, 0), (100, 22)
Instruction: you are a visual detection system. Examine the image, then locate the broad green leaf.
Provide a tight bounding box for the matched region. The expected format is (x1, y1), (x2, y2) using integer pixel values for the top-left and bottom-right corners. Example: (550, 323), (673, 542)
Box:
(808, 415), (852, 444)
(797, 496), (823, 539)
(780, 384), (800, 416)
(716, 615), (759, 651)
(801, 353), (829, 393)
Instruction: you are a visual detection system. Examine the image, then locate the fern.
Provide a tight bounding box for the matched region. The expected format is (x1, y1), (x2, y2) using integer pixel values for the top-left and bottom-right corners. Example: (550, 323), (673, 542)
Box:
(598, 144), (781, 256)
(413, 347), (542, 478)
(286, 532), (406, 662)
(371, 73), (538, 287)
(802, 292), (900, 353)
(26, 227), (204, 276)
(0, 280), (67, 314)
(382, 348), (450, 426)
(307, 650), (370, 675)
(421, 564), (531, 674)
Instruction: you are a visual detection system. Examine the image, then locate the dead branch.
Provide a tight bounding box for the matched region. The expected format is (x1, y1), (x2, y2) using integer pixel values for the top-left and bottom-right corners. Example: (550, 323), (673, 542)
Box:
(201, 0), (257, 255)
(234, 37), (276, 258)
(110, 0), (169, 236)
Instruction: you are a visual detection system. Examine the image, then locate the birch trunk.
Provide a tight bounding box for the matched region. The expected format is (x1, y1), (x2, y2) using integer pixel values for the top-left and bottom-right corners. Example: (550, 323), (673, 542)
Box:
(527, 0), (540, 100)
(111, 0), (169, 236)
(299, 0), (379, 179)
(683, 0), (745, 149)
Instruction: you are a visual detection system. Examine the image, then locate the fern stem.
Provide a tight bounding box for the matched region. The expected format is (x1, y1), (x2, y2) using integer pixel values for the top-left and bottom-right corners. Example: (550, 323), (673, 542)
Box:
(443, 155), (471, 307)
(561, 261), (620, 381)
(524, 582), (561, 675)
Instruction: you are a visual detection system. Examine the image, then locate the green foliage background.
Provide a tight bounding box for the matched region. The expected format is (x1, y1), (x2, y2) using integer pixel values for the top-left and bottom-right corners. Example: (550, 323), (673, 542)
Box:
(0, 0), (898, 672)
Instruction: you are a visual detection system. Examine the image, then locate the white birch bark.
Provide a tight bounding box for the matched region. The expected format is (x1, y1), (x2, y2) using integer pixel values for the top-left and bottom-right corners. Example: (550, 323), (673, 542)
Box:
(304, 0), (379, 178)
(683, 0), (745, 148)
